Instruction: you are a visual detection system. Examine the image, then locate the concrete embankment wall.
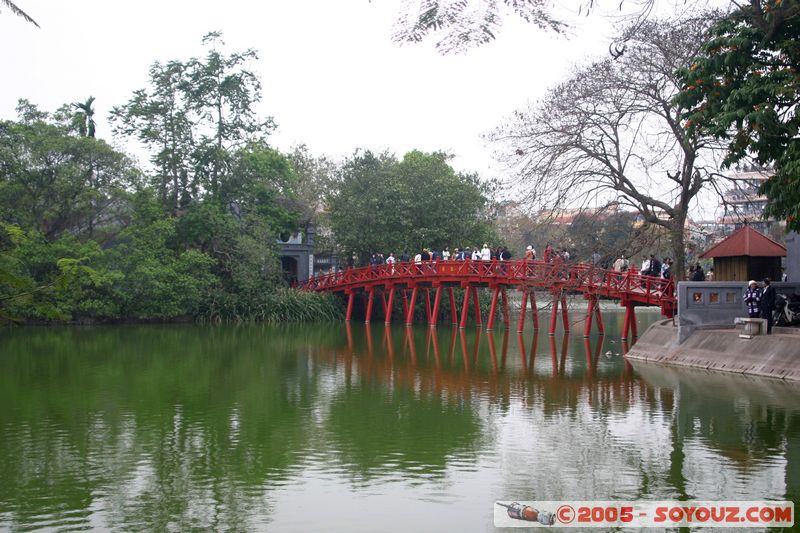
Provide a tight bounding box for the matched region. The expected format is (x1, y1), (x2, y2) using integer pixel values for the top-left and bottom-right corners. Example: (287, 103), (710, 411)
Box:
(626, 320), (800, 382)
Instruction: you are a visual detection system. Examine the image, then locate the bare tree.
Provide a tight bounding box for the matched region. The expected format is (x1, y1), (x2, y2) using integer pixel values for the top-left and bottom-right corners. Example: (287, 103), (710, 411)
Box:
(392, 0), (662, 54)
(491, 15), (728, 279)
(1, 0), (38, 27)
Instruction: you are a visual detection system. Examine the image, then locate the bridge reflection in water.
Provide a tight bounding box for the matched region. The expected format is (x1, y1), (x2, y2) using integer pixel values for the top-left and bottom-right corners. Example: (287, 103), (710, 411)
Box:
(1, 321), (798, 532)
(333, 321), (800, 508)
(337, 322), (643, 415)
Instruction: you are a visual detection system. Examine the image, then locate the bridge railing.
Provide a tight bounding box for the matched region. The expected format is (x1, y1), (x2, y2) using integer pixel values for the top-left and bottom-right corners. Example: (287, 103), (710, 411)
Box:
(299, 259), (675, 308)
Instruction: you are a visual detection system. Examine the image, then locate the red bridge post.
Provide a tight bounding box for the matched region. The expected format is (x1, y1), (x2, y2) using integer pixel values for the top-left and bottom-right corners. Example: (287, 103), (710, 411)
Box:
(365, 288), (375, 324)
(517, 290), (528, 333)
(549, 292), (571, 335)
(459, 285), (471, 329)
(501, 287), (510, 330)
(549, 295), (560, 335)
(583, 295), (604, 337)
(595, 298), (605, 335)
(345, 291), (355, 322)
(448, 287), (457, 325)
(530, 290), (539, 330)
(486, 286), (501, 331)
(385, 287), (395, 325)
(405, 286), (418, 327)
(424, 288), (433, 324)
(430, 286), (442, 327)
(621, 302), (637, 341)
(472, 287), (482, 327)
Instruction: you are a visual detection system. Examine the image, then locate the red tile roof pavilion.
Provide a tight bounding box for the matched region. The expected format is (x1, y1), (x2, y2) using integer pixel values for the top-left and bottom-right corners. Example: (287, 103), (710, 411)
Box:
(700, 225), (786, 258)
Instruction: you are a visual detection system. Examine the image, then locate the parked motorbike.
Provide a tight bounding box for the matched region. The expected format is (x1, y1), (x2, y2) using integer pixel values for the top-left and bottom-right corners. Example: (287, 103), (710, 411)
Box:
(774, 293), (800, 327)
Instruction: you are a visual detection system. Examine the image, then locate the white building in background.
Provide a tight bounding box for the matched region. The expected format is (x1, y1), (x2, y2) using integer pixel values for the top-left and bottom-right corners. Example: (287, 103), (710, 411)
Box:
(718, 166), (781, 235)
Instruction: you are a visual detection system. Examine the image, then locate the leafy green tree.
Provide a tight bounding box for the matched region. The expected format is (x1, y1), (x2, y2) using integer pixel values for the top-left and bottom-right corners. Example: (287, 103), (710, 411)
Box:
(71, 96), (97, 138)
(185, 31), (276, 196)
(397, 150), (497, 249)
(327, 149), (496, 262)
(0, 224), (104, 323)
(111, 32), (275, 213)
(108, 206), (217, 319)
(287, 145), (338, 252)
(326, 150), (398, 263)
(676, 1), (800, 230)
(287, 146), (335, 218)
(223, 143), (298, 232)
(0, 100), (138, 241)
(110, 33), (301, 319)
(112, 60), (196, 212)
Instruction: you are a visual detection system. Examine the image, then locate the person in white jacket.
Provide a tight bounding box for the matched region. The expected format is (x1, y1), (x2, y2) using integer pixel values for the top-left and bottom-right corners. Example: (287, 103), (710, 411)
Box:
(480, 244), (492, 261)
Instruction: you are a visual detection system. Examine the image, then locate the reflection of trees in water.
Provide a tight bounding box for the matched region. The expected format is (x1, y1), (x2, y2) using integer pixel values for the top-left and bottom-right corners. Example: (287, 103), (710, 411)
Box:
(633, 364), (800, 501)
(337, 324), (800, 503)
(1, 324), (798, 529)
(0, 325), (332, 531)
(324, 383), (483, 482)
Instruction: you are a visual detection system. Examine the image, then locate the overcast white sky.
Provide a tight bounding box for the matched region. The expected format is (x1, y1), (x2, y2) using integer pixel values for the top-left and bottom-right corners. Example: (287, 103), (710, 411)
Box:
(0, 1), (621, 176)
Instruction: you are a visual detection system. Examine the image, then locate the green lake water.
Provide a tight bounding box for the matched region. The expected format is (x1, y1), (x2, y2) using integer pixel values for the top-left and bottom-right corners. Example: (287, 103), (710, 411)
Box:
(1, 310), (798, 532)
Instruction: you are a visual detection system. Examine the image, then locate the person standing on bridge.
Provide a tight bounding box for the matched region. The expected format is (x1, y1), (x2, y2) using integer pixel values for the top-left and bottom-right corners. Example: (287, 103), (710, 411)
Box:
(648, 254), (661, 278)
(744, 280), (761, 319)
(613, 254), (628, 272)
(481, 244), (492, 262)
(640, 255), (650, 276)
(543, 243), (553, 263)
(524, 245), (535, 261)
(524, 245), (535, 276)
(662, 259), (673, 281)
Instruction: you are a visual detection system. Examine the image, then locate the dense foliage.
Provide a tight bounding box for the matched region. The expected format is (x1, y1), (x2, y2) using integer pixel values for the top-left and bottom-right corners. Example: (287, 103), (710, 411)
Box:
(0, 36), (343, 324)
(327, 150), (497, 264)
(1, 34), (503, 324)
(0, 100), (343, 324)
(676, 1), (800, 231)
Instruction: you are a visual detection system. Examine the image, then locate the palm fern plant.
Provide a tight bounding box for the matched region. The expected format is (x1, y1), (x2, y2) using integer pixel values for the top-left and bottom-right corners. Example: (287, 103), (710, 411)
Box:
(1, 0), (39, 27)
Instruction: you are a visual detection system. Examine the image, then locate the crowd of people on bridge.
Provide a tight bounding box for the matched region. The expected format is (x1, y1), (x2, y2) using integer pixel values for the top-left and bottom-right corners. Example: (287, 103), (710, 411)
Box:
(612, 253), (674, 280)
(353, 242), (590, 271)
(358, 245), (516, 268)
(345, 244), (737, 291)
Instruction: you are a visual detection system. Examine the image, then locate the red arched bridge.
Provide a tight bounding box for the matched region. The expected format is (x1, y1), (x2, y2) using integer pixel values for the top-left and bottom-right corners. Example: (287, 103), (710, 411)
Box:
(297, 260), (676, 338)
